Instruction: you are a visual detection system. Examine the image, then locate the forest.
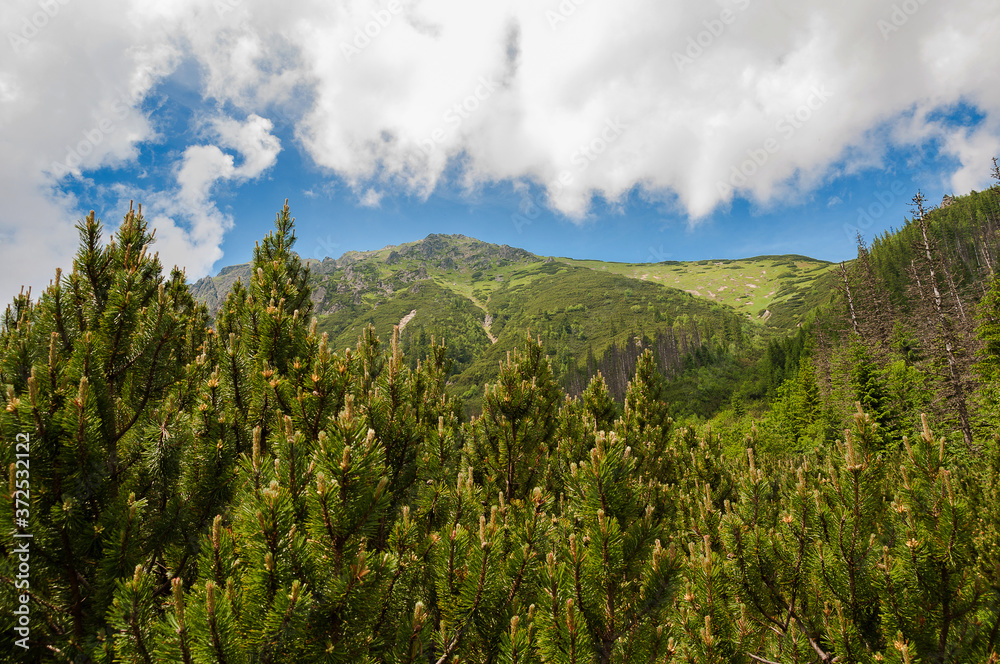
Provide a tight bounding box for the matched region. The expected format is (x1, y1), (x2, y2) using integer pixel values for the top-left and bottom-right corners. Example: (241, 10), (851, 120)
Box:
(3, 160), (1000, 663)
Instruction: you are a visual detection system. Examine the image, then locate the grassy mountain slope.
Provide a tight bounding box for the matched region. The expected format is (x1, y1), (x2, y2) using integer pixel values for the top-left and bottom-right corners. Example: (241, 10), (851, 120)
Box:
(445, 261), (747, 397)
(191, 233), (841, 409)
(561, 255), (839, 328)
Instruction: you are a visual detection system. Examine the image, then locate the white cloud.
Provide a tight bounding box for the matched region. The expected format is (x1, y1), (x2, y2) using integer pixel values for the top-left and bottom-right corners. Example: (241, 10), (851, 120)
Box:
(942, 124), (1000, 195)
(273, 0), (1000, 218)
(2, 0), (1000, 301)
(0, 0), (165, 301)
(146, 113), (281, 277)
(359, 188), (383, 208)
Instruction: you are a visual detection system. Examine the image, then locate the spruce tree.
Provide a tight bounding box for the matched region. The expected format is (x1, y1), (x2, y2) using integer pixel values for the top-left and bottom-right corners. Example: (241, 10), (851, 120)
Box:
(617, 349), (674, 483)
(974, 274), (1000, 430)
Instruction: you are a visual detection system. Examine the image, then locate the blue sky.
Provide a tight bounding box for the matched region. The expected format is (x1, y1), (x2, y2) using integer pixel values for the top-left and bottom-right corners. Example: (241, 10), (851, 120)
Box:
(59, 84), (978, 267)
(2, 0), (999, 299)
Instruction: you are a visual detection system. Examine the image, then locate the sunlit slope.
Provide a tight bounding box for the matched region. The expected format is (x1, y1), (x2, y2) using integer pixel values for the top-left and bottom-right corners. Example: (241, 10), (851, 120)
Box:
(559, 255), (839, 328)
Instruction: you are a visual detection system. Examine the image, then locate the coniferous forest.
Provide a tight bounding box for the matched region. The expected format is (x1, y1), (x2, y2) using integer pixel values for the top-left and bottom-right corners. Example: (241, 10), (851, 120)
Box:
(4, 164), (1000, 663)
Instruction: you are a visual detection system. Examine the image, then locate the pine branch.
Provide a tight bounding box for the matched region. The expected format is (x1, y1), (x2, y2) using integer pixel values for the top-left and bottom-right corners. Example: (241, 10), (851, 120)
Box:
(435, 544), (491, 664)
(747, 654), (782, 664)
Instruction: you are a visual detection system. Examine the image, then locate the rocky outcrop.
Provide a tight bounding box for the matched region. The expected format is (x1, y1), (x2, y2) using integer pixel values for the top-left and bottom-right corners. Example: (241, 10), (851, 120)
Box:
(189, 263), (253, 316)
(189, 234), (540, 318)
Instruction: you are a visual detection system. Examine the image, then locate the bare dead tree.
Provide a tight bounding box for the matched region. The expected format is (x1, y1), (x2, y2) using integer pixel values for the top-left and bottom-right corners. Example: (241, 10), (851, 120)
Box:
(855, 233), (897, 351)
(839, 261), (861, 337)
(909, 191), (976, 448)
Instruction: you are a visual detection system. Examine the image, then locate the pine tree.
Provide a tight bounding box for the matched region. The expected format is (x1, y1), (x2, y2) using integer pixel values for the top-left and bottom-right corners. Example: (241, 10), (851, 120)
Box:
(721, 447), (829, 662)
(810, 407), (887, 658)
(536, 431), (680, 664)
(970, 439), (1000, 659)
(581, 372), (617, 432)
(106, 204), (436, 662)
(211, 199), (315, 456)
(10, 190), (1000, 664)
(877, 415), (990, 662)
(0, 204), (211, 659)
(467, 333), (560, 503)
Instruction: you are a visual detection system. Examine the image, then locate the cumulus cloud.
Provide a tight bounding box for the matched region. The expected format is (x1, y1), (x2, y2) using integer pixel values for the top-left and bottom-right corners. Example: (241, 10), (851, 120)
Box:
(941, 126), (1000, 194)
(277, 0), (1000, 219)
(2, 0), (999, 300)
(359, 188), (383, 208)
(203, 0), (999, 219)
(0, 0), (168, 301)
(144, 114), (281, 278)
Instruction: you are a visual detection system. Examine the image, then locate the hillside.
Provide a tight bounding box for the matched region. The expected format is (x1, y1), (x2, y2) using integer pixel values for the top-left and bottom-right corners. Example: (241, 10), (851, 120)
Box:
(190, 235), (838, 408)
(193, 236), (837, 329)
(560, 254), (839, 329)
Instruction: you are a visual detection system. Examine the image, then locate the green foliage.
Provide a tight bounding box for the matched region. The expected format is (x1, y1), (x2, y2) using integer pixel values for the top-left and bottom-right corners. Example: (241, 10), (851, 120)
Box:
(581, 372), (618, 431)
(466, 333), (560, 503)
(6, 192), (1000, 664)
(618, 350), (675, 482)
(975, 274), (1000, 429)
(537, 431), (681, 664)
(0, 204), (212, 657)
(865, 187), (1000, 315)
(756, 356), (836, 455)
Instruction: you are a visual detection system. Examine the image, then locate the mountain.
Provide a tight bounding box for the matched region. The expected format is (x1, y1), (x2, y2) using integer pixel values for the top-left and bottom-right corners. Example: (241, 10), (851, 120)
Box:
(192, 235), (837, 327)
(190, 233), (839, 411)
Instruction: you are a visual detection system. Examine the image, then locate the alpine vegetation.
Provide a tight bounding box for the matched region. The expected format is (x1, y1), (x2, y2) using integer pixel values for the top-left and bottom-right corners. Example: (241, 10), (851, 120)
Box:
(3, 183), (1000, 662)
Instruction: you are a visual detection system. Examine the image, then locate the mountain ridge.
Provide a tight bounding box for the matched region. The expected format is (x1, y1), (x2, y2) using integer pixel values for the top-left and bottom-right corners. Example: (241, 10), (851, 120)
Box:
(191, 233), (837, 327)
(188, 233), (839, 410)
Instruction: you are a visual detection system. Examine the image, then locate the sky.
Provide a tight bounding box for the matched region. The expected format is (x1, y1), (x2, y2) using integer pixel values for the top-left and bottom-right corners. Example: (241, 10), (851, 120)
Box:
(2, 0), (999, 302)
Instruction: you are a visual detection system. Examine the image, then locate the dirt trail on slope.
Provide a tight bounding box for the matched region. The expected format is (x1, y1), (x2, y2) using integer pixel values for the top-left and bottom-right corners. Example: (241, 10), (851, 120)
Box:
(464, 294), (498, 345)
(398, 309), (417, 331)
(483, 314), (498, 344)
